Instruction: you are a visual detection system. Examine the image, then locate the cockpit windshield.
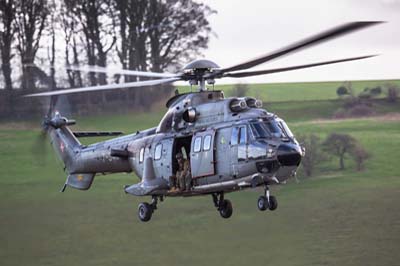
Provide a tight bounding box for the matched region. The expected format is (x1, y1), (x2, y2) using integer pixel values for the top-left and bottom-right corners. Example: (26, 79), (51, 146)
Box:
(278, 120), (294, 138)
(250, 118), (294, 139)
(250, 120), (284, 138)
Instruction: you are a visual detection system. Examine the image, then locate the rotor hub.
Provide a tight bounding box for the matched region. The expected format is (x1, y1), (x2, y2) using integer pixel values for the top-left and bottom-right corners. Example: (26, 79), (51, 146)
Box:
(182, 59), (220, 91)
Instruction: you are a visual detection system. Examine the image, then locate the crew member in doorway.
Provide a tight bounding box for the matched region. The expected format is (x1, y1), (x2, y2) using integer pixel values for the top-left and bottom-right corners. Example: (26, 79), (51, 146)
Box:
(176, 152), (191, 191)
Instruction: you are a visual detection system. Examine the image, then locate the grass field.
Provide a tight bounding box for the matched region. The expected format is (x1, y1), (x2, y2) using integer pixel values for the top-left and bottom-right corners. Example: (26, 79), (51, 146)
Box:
(1, 81), (399, 266)
(178, 79), (400, 102)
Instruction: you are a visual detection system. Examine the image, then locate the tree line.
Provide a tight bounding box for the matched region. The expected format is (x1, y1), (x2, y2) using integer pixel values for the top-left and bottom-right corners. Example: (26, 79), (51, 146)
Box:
(0, 0), (215, 118)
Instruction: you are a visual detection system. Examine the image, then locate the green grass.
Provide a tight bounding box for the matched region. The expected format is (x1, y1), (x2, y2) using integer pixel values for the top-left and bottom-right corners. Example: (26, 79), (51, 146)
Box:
(1, 83), (400, 266)
(178, 79), (400, 102)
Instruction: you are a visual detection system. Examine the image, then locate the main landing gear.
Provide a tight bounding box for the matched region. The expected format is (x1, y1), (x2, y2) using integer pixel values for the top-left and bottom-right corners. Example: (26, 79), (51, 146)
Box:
(257, 185), (278, 212)
(212, 192), (233, 219)
(138, 195), (163, 222)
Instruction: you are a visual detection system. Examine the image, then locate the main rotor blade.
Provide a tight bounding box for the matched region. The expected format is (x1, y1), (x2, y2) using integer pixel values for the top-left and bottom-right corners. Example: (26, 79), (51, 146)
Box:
(219, 21), (383, 74)
(66, 65), (179, 79)
(223, 55), (378, 78)
(23, 77), (181, 97)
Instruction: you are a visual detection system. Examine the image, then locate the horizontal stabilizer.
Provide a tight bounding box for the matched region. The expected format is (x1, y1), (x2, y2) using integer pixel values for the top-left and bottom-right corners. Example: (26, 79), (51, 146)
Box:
(73, 131), (123, 138)
(124, 178), (169, 196)
(66, 173), (95, 190)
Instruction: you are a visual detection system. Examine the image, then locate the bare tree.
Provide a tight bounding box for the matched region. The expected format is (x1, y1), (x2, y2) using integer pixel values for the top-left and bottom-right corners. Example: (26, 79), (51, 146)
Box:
(147, 0), (215, 72)
(60, 1), (83, 88)
(0, 0), (16, 115)
(15, 0), (49, 91)
(297, 134), (325, 177)
(323, 133), (356, 170)
(0, 0), (16, 92)
(68, 0), (116, 86)
(351, 144), (370, 171)
(114, 0), (148, 79)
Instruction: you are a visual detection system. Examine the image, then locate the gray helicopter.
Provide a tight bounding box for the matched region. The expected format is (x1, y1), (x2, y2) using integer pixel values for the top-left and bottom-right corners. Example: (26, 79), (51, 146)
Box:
(27, 21), (381, 222)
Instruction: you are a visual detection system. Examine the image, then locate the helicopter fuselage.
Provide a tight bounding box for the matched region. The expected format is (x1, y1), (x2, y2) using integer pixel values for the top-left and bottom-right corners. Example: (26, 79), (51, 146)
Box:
(55, 90), (303, 197)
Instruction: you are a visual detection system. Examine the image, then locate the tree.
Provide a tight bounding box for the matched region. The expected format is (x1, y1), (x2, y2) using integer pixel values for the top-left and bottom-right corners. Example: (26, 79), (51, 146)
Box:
(386, 83), (399, 103)
(351, 144), (370, 171)
(297, 134), (325, 177)
(0, 0), (16, 92)
(231, 83), (249, 97)
(113, 0), (214, 73)
(68, 0), (116, 86)
(370, 86), (382, 96)
(323, 133), (356, 170)
(60, 1), (83, 88)
(112, 0), (215, 108)
(15, 0), (49, 91)
(147, 0), (215, 72)
(114, 0), (148, 79)
(0, 0), (16, 114)
(336, 86), (348, 97)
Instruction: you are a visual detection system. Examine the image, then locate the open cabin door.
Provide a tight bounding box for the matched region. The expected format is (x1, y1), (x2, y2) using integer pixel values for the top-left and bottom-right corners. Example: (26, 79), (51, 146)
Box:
(191, 129), (215, 178)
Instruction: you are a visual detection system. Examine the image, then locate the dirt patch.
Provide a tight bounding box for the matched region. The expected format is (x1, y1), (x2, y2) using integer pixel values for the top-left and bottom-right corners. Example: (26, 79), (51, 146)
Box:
(299, 112), (400, 125)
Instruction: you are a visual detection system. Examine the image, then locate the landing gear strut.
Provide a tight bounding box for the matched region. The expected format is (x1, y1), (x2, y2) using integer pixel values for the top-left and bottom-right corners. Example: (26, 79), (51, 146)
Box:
(212, 192), (233, 219)
(257, 186), (278, 212)
(138, 195), (163, 222)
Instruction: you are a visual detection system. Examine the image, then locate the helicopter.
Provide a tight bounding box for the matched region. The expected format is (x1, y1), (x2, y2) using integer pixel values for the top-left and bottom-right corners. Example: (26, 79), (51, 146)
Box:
(26, 21), (382, 222)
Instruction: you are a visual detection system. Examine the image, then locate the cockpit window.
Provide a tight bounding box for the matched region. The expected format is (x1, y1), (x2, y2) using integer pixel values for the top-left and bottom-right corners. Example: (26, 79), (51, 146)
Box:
(250, 120), (284, 138)
(278, 120), (294, 138)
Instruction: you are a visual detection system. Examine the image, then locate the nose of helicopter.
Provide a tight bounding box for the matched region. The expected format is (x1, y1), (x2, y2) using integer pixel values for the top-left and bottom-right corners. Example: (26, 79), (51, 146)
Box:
(276, 143), (302, 166)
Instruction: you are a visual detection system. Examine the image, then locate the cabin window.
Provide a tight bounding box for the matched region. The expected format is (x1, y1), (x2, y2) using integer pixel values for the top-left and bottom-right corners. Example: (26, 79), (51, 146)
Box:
(193, 136), (202, 152)
(154, 144), (162, 160)
(139, 147), (144, 163)
(231, 127), (239, 145)
(203, 135), (212, 151)
(239, 126), (247, 144)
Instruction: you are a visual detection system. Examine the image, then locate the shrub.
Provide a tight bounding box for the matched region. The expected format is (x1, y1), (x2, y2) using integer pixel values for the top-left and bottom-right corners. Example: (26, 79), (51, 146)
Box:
(332, 108), (348, 119)
(336, 86), (349, 97)
(332, 105), (376, 118)
(351, 145), (370, 171)
(348, 104), (376, 117)
(370, 86), (382, 96)
(297, 134), (326, 177)
(386, 84), (399, 103)
(231, 83), (250, 97)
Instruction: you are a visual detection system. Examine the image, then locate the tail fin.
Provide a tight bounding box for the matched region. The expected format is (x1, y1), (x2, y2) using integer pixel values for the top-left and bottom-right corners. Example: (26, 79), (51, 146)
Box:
(46, 112), (96, 190)
(48, 124), (81, 171)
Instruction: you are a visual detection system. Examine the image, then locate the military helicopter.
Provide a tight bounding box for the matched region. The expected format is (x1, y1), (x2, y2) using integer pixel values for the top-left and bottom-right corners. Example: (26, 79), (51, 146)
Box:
(26, 21), (381, 222)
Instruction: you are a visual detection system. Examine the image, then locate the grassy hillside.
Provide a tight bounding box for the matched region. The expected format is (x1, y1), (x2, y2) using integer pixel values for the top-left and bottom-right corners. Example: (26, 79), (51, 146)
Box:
(1, 81), (399, 266)
(178, 79), (400, 102)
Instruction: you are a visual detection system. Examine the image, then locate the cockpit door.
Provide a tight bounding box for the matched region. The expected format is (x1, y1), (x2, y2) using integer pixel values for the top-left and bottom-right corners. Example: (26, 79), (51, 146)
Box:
(191, 129), (215, 178)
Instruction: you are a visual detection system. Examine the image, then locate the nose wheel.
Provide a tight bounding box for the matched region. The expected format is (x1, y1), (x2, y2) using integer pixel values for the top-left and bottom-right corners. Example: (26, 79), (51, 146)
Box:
(212, 193), (233, 219)
(138, 196), (162, 222)
(257, 186), (278, 211)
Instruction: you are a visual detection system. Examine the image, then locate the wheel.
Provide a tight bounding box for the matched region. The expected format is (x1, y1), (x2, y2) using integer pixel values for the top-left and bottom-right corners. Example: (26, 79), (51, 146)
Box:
(138, 202), (153, 222)
(268, 195), (278, 211)
(219, 199), (233, 219)
(257, 196), (269, 211)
